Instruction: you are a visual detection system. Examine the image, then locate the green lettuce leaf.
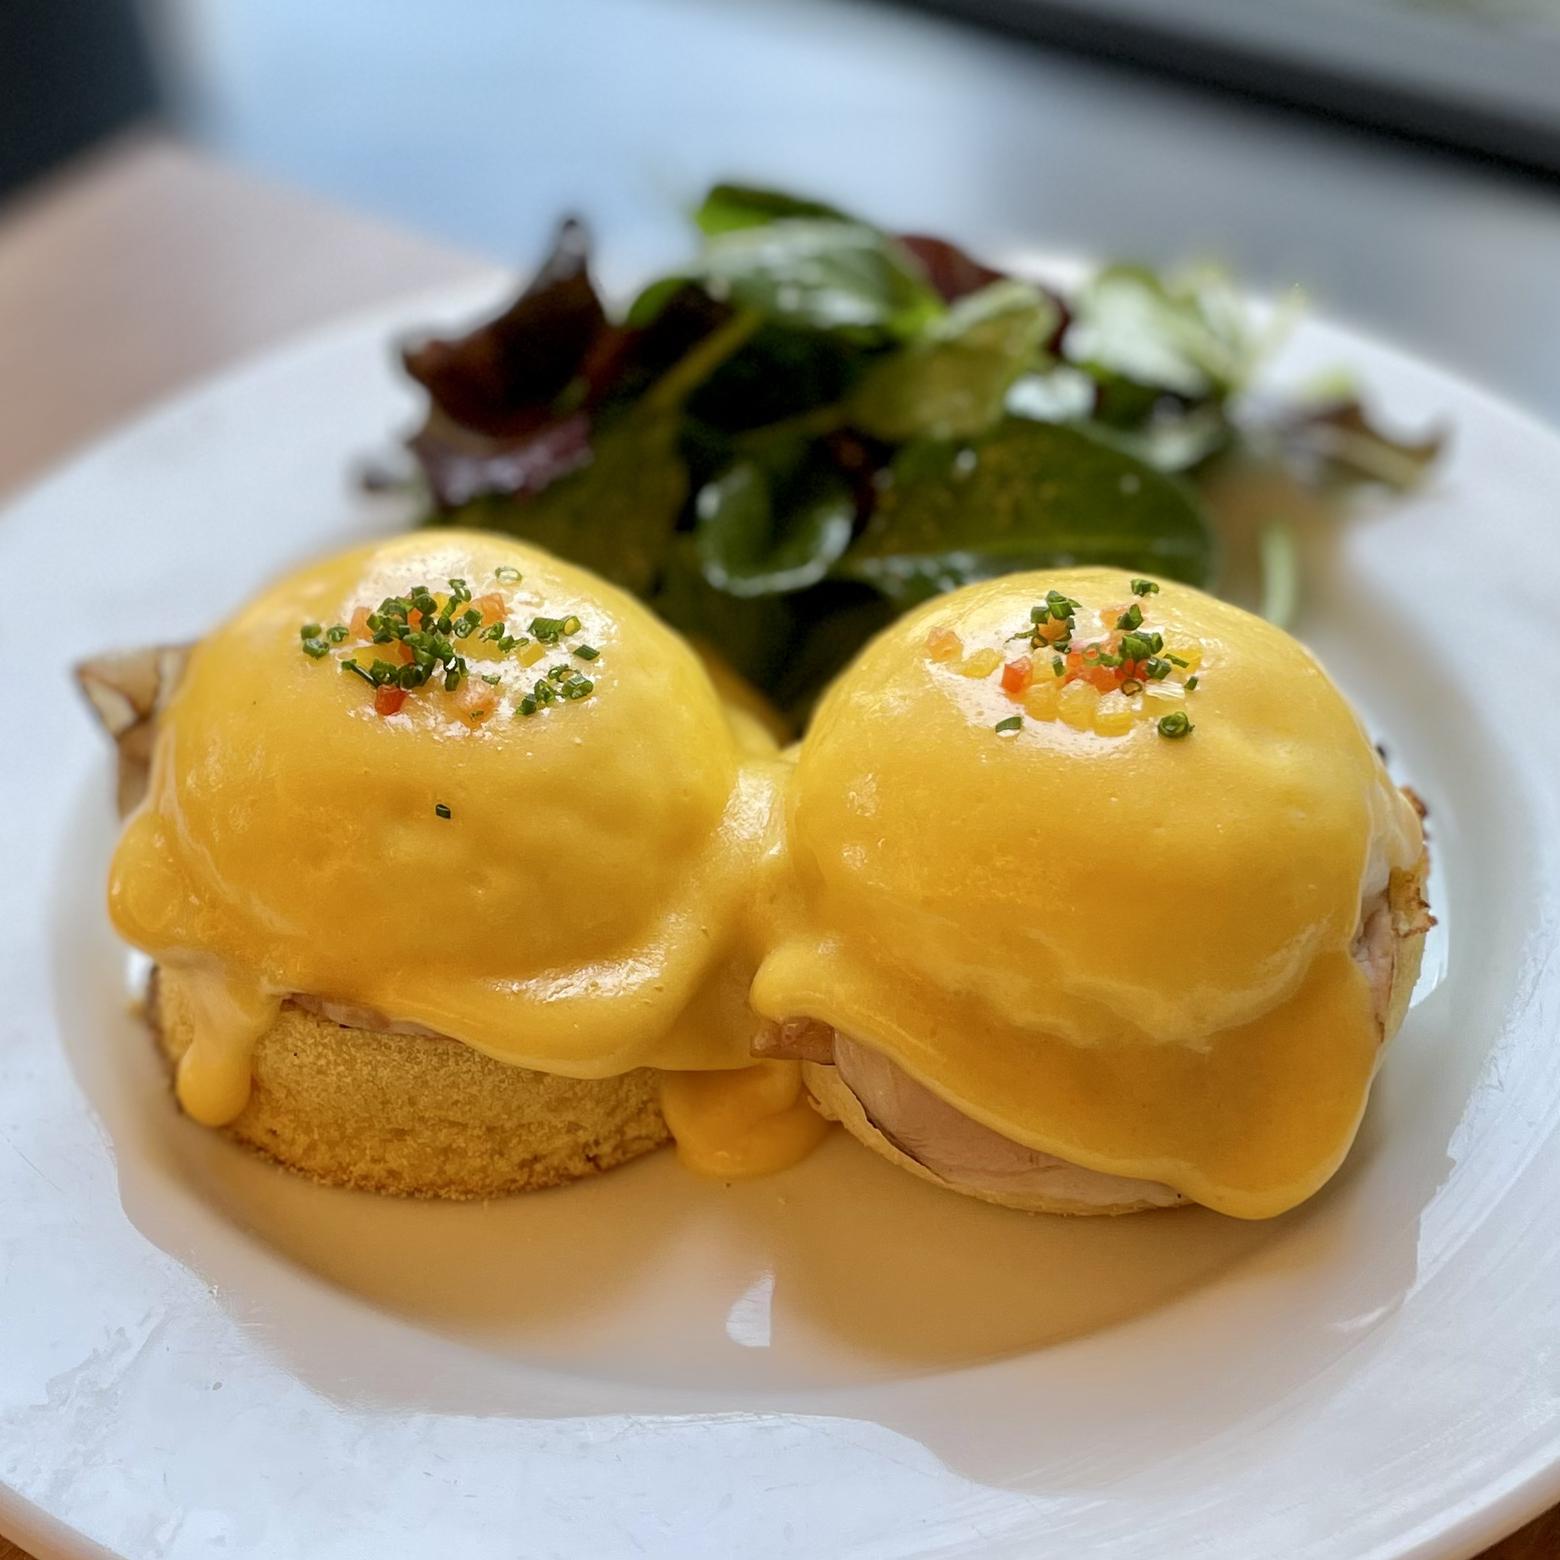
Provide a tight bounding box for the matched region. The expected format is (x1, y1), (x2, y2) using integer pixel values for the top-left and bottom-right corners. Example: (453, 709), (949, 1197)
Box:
(1066, 264), (1256, 402)
(699, 220), (943, 340)
(848, 280), (1060, 441)
(695, 183), (850, 235)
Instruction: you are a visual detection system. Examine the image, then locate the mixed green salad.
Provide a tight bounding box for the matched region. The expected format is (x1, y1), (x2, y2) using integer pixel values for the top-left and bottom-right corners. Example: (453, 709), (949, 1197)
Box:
(396, 184), (1440, 717)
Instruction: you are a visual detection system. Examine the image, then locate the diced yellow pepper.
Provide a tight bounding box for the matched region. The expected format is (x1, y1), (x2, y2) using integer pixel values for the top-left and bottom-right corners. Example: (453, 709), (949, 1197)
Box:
(1143, 681), (1185, 714)
(1093, 691), (1136, 736)
(1058, 680), (1100, 731)
(956, 647), (1002, 678)
(1023, 679), (1060, 721)
(517, 640), (545, 668)
(925, 625), (963, 663)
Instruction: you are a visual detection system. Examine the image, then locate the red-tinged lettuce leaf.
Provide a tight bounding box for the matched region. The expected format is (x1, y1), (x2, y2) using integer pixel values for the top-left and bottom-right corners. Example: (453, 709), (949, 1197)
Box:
(402, 218), (604, 438)
(585, 284), (735, 411)
(834, 419), (1215, 607)
(1274, 398), (1445, 491)
(430, 409), (686, 597)
(407, 248), (732, 510)
(407, 413), (593, 510)
(898, 233), (1068, 351)
(896, 233), (1004, 302)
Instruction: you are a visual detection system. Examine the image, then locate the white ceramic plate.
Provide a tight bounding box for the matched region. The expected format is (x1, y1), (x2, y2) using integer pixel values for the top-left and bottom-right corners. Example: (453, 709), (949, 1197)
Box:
(4, 262), (1560, 1560)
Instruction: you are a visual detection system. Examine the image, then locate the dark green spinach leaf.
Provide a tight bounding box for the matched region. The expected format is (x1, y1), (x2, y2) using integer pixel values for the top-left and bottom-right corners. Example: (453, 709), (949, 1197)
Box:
(687, 323), (868, 433)
(694, 444), (855, 597)
(835, 420), (1215, 607)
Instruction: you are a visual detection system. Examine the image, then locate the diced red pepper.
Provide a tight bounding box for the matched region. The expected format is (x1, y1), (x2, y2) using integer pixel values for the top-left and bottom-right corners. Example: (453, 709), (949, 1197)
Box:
(374, 685), (407, 717)
(1000, 655), (1034, 696)
(471, 592), (507, 627)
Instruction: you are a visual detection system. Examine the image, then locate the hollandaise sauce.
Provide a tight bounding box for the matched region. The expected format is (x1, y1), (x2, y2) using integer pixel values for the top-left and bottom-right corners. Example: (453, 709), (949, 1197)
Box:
(752, 568), (1424, 1218)
(108, 532), (825, 1177)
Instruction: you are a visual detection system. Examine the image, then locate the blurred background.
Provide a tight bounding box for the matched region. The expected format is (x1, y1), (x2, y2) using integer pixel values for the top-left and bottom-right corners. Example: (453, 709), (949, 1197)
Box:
(3, 0), (1560, 497)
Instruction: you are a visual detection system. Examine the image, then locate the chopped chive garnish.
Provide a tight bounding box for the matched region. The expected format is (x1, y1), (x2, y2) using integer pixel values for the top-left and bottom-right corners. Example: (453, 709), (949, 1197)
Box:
(494, 566), (522, 583)
(994, 715), (1023, 735)
(1030, 605), (1050, 624)
(1157, 711), (1193, 739)
(1120, 678), (1144, 696)
(1115, 604), (1143, 631)
(1052, 655), (1065, 677)
(1145, 658), (1171, 680)
(310, 580), (600, 720)
(1186, 675), (1199, 690)
(1131, 579), (1160, 596)
(1166, 654), (1188, 667)
(434, 802), (452, 819)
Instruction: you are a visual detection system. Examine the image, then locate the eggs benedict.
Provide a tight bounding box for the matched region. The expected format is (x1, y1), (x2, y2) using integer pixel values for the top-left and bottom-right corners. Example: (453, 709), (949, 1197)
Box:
(101, 531), (822, 1196)
(752, 568), (1431, 1219)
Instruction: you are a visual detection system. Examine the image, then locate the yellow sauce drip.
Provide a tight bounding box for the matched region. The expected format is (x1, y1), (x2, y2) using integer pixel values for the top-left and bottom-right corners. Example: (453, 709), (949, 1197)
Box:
(169, 968), (281, 1125)
(108, 532), (775, 1082)
(659, 1061), (830, 1178)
